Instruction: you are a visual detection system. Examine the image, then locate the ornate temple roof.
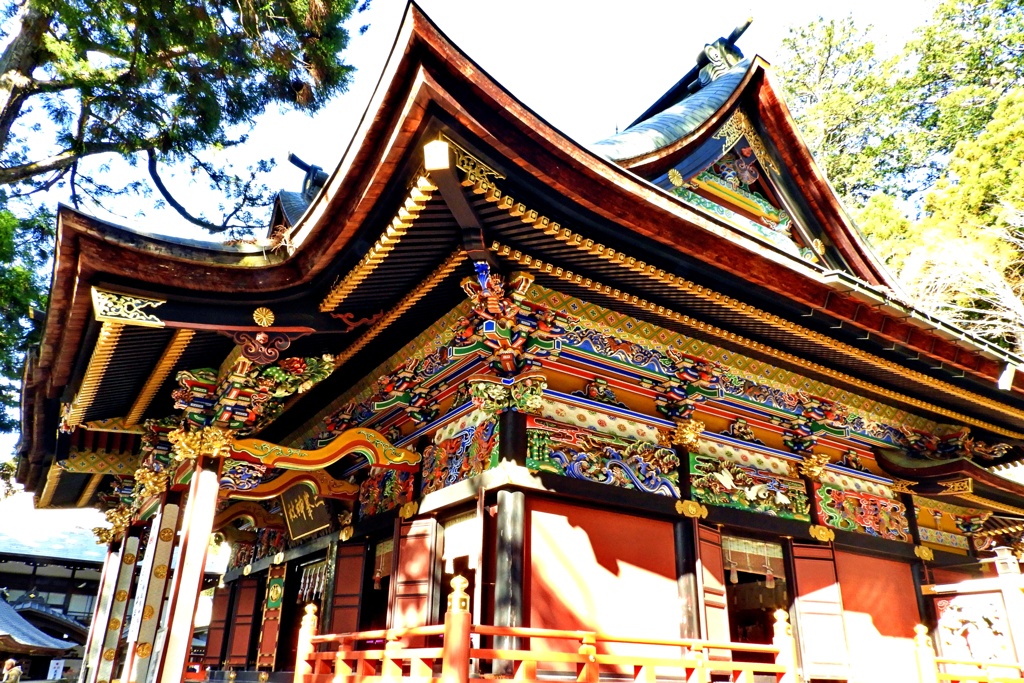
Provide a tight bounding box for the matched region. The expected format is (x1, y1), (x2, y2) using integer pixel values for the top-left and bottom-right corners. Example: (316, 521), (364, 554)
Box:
(0, 598), (76, 655)
(15, 3), (1024, 518)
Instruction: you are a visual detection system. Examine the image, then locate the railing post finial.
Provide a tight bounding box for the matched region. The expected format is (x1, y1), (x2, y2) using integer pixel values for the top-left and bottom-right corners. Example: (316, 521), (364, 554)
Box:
(772, 609), (798, 683)
(913, 624), (939, 683)
(293, 604), (318, 683)
(448, 575), (470, 613)
(441, 576), (472, 683)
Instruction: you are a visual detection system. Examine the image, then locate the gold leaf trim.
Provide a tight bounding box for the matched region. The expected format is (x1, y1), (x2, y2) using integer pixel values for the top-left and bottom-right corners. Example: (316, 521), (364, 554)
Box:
(442, 134), (506, 183)
(398, 500), (419, 519)
(958, 493), (1024, 517)
(253, 307), (275, 327)
(809, 525), (836, 542)
(890, 478), (918, 494)
(938, 478), (973, 495)
(676, 500), (708, 519)
(92, 287), (165, 327)
(712, 109), (780, 174)
(914, 545), (935, 562)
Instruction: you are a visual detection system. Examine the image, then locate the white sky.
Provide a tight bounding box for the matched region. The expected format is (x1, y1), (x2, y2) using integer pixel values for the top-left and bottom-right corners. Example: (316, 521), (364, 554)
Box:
(0, 0), (939, 519)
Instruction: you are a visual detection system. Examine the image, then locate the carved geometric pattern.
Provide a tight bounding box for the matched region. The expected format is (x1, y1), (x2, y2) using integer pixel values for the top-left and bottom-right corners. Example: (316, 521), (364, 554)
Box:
(91, 287), (165, 327)
(712, 109), (780, 174)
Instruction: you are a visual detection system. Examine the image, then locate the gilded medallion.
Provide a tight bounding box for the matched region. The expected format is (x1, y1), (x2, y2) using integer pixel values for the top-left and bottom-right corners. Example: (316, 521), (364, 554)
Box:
(108, 618), (121, 631)
(136, 643), (153, 659)
(268, 582), (284, 604)
(142, 604), (156, 621)
(103, 649), (117, 661)
(153, 564), (168, 579)
(114, 589), (129, 602)
(123, 553), (137, 565)
(253, 307), (275, 327)
(159, 528), (174, 542)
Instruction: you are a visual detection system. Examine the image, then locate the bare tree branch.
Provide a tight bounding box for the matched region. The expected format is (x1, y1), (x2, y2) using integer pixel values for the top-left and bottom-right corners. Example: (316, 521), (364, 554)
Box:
(146, 149), (234, 232)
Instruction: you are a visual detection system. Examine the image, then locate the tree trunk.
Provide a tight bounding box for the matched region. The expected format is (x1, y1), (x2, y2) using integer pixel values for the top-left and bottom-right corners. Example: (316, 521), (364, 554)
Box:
(0, 3), (51, 151)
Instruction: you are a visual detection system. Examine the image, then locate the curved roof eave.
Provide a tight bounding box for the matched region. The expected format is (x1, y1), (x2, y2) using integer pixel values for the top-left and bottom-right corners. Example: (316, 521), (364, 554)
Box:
(30, 3), (1024, 408)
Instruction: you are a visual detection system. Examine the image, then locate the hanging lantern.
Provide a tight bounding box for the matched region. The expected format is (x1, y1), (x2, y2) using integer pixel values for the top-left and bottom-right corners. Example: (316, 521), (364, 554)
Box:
(373, 570), (382, 590)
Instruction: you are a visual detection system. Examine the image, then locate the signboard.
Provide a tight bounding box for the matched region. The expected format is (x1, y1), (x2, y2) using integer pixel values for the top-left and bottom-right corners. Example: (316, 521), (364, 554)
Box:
(280, 484), (331, 541)
(48, 659), (65, 680)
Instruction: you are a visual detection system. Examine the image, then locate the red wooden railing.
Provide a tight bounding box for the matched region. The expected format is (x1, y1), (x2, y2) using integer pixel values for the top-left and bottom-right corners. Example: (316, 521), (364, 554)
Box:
(294, 577), (799, 683)
(294, 580), (1024, 683)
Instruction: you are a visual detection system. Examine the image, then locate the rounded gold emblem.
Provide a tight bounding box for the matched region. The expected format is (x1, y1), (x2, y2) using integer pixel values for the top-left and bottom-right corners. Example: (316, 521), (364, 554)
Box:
(253, 307), (275, 327)
(123, 553), (137, 565)
(109, 618), (121, 631)
(268, 583), (283, 603)
(667, 168), (684, 187)
(159, 528), (174, 542)
(136, 643), (153, 659)
(153, 564), (168, 579)
(114, 589), (129, 602)
(142, 604), (156, 621)
(103, 649), (116, 661)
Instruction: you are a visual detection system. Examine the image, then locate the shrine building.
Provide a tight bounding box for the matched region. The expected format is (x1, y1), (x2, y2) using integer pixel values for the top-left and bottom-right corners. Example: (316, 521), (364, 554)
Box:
(15, 5), (1024, 683)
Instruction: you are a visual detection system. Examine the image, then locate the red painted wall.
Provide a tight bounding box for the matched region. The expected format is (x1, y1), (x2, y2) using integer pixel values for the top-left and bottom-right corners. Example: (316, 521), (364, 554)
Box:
(526, 498), (681, 663)
(835, 550), (919, 683)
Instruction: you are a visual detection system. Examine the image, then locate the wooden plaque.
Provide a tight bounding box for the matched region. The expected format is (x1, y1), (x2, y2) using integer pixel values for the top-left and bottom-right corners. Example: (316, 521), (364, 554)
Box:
(280, 485), (332, 541)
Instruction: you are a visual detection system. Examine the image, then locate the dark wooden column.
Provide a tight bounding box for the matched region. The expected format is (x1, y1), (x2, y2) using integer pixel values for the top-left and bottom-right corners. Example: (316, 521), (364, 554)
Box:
(901, 492), (923, 545)
(498, 411), (527, 466)
(493, 489), (525, 674)
(674, 519), (701, 639)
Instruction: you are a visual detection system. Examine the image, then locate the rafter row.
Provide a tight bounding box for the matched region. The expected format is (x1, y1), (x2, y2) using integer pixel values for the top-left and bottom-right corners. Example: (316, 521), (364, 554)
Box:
(320, 175), (439, 312)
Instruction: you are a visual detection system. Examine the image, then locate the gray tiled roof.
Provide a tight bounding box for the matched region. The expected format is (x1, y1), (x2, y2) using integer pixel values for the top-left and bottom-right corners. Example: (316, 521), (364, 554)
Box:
(276, 190), (312, 226)
(590, 60), (750, 162)
(0, 599), (75, 652)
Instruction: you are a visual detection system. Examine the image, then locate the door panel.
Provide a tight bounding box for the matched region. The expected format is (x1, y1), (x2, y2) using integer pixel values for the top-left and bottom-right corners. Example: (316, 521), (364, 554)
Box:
(791, 543), (851, 680)
(202, 585), (231, 668)
(389, 518), (442, 644)
(330, 544), (366, 635)
(225, 577), (259, 667)
(697, 525), (730, 643)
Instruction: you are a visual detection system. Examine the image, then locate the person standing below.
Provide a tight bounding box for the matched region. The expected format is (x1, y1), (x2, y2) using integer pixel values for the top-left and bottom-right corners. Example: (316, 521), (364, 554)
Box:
(2, 659), (22, 683)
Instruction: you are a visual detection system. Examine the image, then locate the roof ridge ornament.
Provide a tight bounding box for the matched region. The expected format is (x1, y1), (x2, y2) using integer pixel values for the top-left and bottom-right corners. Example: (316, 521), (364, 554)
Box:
(690, 19), (751, 94)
